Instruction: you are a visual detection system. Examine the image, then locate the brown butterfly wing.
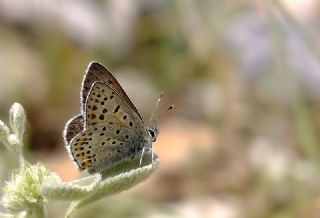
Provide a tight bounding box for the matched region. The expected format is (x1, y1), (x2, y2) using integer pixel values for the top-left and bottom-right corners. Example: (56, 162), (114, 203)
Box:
(63, 114), (85, 144)
(81, 62), (143, 122)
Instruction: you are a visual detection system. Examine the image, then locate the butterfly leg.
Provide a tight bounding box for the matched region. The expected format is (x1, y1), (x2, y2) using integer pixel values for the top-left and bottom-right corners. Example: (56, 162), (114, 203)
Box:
(151, 149), (154, 165)
(139, 146), (146, 167)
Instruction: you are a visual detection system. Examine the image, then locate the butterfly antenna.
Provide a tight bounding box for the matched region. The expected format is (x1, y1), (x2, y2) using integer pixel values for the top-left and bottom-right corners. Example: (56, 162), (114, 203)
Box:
(153, 105), (174, 129)
(149, 92), (164, 127)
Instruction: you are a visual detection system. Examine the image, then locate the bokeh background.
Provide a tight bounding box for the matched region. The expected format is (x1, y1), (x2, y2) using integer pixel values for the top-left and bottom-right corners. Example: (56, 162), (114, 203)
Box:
(0, 0), (320, 217)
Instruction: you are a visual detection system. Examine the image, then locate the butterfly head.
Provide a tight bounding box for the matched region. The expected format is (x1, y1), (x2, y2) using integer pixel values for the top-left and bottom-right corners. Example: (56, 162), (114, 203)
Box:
(147, 127), (158, 142)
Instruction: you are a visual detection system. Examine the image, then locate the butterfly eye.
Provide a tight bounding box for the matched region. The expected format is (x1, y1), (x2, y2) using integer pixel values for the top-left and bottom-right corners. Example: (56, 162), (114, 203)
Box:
(147, 128), (158, 142)
(148, 129), (155, 138)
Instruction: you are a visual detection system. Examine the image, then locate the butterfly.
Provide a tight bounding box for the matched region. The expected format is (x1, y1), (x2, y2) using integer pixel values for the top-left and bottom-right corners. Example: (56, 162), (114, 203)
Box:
(63, 62), (172, 174)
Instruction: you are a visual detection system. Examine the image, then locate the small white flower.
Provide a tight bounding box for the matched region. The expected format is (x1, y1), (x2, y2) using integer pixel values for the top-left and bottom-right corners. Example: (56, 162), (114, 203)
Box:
(2, 163), (51, 217)
(9, 103), (26, 141)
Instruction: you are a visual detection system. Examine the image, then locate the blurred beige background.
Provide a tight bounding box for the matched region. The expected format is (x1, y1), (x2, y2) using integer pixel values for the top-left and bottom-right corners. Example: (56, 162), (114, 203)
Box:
(1, 0), (320, 217)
